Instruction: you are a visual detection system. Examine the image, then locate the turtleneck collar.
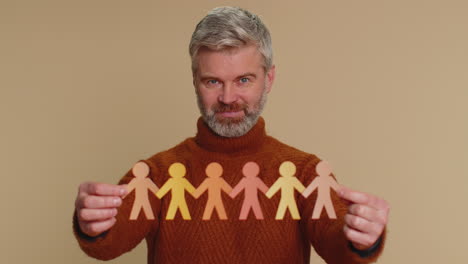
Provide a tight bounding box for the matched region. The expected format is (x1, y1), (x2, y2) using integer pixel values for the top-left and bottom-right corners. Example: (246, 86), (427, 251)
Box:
(194, 117), (267, 154)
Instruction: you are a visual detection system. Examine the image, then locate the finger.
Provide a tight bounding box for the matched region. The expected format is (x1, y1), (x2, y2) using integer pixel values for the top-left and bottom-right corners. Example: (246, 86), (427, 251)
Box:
(338, 186), (369, 205)
(348, 204), (387, 225)
(79, 217), (117, 237)
(78, 195), (122, 209)
(338, 186), (387, 210)
(79, 182), (127, 197)
(344, 214), (384, 236)
(77, 208), (118, 221)
(343, 225), (379, 249)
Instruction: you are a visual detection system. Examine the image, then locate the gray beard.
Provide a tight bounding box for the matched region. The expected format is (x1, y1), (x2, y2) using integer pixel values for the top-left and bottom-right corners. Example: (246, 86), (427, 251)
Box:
(196, 88), (268, 138)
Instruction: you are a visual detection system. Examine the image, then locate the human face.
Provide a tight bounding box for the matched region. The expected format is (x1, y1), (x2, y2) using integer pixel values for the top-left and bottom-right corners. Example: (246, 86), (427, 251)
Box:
(193, 45), (275, 137)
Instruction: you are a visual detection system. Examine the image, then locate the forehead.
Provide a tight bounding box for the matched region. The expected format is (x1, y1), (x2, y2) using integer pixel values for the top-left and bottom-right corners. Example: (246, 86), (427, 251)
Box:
(195, 45), (264, 78)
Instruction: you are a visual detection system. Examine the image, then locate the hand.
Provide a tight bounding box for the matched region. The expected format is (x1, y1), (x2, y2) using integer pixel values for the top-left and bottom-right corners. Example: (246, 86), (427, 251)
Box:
(192, 189), (200, 199)
(229, 191), (236, 199)
(75, 182), (128, 237)
(337, 186), (389, 250)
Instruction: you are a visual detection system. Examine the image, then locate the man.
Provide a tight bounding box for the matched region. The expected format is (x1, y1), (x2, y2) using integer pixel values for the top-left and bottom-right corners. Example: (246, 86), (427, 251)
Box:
(73, 6), (389, 263)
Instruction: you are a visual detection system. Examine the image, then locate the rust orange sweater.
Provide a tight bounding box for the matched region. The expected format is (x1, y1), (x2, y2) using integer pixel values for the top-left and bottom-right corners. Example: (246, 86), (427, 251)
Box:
(74, 117), (385, 263)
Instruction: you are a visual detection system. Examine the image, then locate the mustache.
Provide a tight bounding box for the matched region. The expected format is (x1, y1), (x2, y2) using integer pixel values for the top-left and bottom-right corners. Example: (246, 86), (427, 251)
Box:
(211, 102), (248, 113)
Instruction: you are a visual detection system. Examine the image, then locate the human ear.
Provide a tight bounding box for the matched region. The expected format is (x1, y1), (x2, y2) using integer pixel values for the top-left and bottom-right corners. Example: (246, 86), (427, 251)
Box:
(265, 65), (276, 93)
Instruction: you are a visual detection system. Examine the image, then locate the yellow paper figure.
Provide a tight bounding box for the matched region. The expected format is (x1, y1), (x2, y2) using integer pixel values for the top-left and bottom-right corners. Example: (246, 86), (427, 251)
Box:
(266, 161), (305, 220)
(193, 162), (233, 220)
(156, 162), (196, 220)
(230, 161), (269, 220)
(126, 161), (159, 220)
(302, 160), (340, 219)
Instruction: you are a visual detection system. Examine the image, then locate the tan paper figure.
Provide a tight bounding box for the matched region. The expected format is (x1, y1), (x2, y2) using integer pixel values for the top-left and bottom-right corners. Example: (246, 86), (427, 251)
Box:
(302, 160), (340, 219)
(126, 161), (159, 220)
(193, 162), (233, 220)
(156, 162), (196, 220)
(230, 161), (269, 220)
(266, 161), (305, 220)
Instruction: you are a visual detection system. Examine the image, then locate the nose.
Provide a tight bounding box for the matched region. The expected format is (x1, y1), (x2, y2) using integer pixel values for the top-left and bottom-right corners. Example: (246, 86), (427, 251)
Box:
(218, 84), (238, 104)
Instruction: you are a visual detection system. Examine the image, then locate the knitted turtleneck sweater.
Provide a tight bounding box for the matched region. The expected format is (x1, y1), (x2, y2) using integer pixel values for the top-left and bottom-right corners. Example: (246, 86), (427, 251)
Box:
(74, 117), (385, 263)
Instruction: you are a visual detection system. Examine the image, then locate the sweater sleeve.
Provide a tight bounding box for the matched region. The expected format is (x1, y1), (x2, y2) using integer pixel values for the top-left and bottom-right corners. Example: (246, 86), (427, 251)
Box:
(298, 157), (386, 264)
(72, 159), (161, 260)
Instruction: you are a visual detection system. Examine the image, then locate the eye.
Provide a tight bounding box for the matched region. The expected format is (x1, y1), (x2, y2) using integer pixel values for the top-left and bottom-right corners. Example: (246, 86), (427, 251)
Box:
(239, 77), (249, 83)
(205, 79), (221, 88)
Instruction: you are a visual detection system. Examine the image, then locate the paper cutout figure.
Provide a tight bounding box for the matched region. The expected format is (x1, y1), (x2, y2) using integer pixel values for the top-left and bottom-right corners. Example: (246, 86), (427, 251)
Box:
(193, 162), (233, 220)
(302, 160), (340, 219)
(230, 161), (269, 220)
(126, 161), (159, 220)
(156, 162), (196, 220)
(266, 161), (305, 220)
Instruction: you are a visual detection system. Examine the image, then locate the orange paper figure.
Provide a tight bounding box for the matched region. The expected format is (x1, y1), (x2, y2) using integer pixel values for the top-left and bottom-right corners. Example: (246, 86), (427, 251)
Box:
(266, 161), (305, 220)
(230, 161), (269, 220)
(156, 162), (196, 220)
(193, 162), (233, 220)
(126, 161), (159, 220)
(302, 160), (340, 219)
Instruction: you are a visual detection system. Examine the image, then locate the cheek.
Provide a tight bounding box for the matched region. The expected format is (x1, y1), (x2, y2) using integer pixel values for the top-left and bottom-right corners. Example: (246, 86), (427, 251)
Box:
(242, 88), (264, 106)
(198, 90), (219, 107)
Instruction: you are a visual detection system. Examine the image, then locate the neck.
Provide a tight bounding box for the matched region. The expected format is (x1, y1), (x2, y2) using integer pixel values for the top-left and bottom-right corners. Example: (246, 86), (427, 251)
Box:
(194, 117), (267, 154)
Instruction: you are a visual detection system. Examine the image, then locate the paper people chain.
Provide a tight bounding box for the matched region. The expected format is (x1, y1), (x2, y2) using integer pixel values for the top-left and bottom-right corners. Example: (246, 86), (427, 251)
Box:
(265, 161), (305, 220)
(302, 160), (340, 219)
(193, 162), (233, 220)
(230, 162), (269, 220)
(124, 160), (340, 221)
(126, 161), (160, 220)
(156, 162), (196, 220)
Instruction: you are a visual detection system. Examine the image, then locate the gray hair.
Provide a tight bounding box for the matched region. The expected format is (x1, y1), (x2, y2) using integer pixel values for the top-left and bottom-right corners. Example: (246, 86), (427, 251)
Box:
(189, 6), (273, 74)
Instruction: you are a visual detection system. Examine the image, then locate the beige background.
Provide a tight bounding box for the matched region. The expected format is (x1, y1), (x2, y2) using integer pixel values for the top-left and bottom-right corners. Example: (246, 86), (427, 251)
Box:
(1, 0), (467, 263)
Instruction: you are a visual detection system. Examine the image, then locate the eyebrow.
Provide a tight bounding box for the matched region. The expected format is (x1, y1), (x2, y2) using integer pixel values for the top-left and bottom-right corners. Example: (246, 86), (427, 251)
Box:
(239, 72), (257, 79)
(199, 72), (258, 81)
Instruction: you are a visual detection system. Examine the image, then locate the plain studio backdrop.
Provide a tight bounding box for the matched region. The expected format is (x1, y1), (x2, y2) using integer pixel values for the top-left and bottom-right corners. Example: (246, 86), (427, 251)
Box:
(1, 0), (467, 263)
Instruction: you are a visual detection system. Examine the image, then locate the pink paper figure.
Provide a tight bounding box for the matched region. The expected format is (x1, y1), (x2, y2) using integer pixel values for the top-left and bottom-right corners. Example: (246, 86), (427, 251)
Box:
(193, 162), (233, 220)
(302, 160), (340, 219)
(266, 161), (305, 220)
(126, 161), (159, 220)
(230, 161), (269, 220)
